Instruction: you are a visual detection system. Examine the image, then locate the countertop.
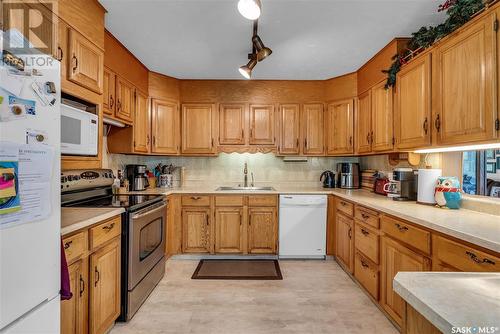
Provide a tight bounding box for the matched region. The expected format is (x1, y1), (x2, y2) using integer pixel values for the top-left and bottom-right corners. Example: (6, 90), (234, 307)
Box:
(61, 207), (125, 236)
(125, 185), (500, 254)
(394, 272), (500, 333)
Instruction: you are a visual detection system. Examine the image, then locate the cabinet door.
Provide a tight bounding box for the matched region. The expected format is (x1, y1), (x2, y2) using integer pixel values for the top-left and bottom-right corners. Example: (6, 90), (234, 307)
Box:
(326, 99), (354, 155)
(182, 104), (216, 154)
(356, 91), (372, 154)
(182, 207), (211, 253)
(279, 104), (301, 155)
(381, 237), (431, 327)
(248, 207), (277, 254)
(57, 18), (69, 82)
(219, 104), (246, 145)
(103, 67), (116, 116)
(302, 103), (325, 155)
(215, 207), (243, 253)
(151, 99), (180, 155)
(61, 259), (88, 334)
(90, 238), (121, 334)
(372, 81), (394, 152)
(335, 213), (354, 273)
(433, 15), (496, 145)
(395, 53), (432, 150)
(249, 104), (275, 145)
(133, 90), (150, 153)
(68, 29), (104, 94)
(115, 77), (134, 123)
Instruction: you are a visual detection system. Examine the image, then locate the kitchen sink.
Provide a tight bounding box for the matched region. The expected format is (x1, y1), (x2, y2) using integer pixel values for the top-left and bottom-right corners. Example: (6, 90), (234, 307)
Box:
(216, 186), (276, 191)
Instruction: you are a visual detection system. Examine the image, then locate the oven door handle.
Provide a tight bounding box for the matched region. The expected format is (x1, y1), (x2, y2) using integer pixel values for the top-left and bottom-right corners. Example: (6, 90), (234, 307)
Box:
(132, 203), (166, 220)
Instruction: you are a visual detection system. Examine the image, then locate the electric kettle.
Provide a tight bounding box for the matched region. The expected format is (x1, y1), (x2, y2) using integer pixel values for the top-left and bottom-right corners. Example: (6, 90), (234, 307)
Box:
(320, 170), (336, 188)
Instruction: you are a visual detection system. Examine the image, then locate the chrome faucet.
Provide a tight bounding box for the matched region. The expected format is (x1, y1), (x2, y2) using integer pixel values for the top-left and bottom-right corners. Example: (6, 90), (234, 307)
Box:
(243, 163), (248, 187)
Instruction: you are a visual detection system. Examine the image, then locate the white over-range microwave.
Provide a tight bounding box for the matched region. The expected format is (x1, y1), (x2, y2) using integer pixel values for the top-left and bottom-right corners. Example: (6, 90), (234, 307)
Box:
(61, 103), (98, 156)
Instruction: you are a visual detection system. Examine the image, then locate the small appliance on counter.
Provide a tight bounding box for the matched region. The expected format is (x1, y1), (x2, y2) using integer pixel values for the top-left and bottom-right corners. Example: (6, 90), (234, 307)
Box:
(417, 168), (442, 205)
(125, 165), (150, 191)
(374, 175), (390, 195)
(392, 168), (417, 201)
(320, 170), (336, 188)
(337, 163), (360, 189)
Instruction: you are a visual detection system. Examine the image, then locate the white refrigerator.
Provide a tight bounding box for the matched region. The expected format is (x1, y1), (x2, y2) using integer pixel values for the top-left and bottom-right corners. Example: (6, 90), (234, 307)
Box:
(0, 31), (60, 333)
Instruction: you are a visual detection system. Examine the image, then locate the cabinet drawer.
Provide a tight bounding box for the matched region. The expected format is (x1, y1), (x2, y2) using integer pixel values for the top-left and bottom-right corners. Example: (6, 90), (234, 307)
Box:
(354, 252), (379, 300)
(381, 215), (430, 255)
(354, 222), (380, 264)
(181, 195), (211, 206)
(63, 231), (87, 263)
(354, 206), (379, 229)
(434, 236), (500, 272)
(336, 198), (354, 217)
(215, 196), (244, 207)
(248, 195), (277, 207)
(90, 216), (121, 250)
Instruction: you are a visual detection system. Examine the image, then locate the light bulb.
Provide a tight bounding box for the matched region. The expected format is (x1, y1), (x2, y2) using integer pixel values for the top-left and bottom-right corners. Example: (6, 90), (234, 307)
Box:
(238, 0), (261, 20)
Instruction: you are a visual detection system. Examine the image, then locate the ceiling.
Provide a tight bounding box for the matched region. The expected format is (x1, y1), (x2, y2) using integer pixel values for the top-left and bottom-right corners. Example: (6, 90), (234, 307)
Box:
(101, 0), (446, 80)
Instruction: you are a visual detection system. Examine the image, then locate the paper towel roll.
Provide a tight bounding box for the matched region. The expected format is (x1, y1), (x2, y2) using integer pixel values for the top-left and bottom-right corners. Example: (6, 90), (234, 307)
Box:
(417, 169), (442, 204)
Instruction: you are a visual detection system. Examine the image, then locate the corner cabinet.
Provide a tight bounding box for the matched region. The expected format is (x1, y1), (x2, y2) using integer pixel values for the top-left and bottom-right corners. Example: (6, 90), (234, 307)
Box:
(432, 13), (497, 145)
(181, 104), (217, 155)
(326, 99), (354, 155)
(395, 53), (432, 150)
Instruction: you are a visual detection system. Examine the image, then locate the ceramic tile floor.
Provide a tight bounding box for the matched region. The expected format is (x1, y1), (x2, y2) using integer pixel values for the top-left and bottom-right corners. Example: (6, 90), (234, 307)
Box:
(110, 259), (398, 334)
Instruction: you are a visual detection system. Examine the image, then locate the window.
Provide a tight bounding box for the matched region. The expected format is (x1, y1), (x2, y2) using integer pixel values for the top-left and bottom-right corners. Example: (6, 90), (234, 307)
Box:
(462, 150), (500, 197)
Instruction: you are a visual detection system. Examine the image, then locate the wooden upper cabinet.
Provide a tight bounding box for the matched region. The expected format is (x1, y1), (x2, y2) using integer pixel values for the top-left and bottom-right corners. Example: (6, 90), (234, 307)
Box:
(133, 90), (150, 154)
(326, 99), (354, 155)
(432, 14), (497, 145)
(115, 77), (134, 123)
(68, 29), (104, 94)
(182, 104), (216, 155)
(381, 237), (431, 327)
(336, 213), (354, 273)
(57, 18), (69, 81)
(371, 81), (394, 152)
(219, 104), (246, 145)
(103, 67), (116, 116)
(249, 104), (275, 145)
(279, 104), (301, 155)
(89, 238), (121, 334)
(302, 103), (325, 155)
(151, 99), (180, 155)
(182, 207), (211, 253)
(356, 91), (372, 154)
(215, 207), (243, 253)
(395, 53), (432, 150)
(61, 259), (87, 334)
(248, 207), (277, 254)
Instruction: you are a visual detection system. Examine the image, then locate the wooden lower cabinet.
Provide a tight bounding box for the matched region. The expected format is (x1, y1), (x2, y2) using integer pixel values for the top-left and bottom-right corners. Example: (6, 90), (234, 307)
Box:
(61, 259), (88, 334)
(335, 213), (354, 273)
(247, 207), (277, 254)
(354, 252), (379, 300)
(402, 303), (442, 334)
(215, 207), (243, 253)
(182, 207), (211, 253)
(381, 236), (431, 327)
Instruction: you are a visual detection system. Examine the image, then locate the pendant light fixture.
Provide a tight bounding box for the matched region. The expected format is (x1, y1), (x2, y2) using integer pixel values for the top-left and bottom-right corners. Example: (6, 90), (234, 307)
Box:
(237, 0), (262, 20)
(252, 35), (272, 61)
(238, 19), (272, 79)
(238, 56), (257, 79)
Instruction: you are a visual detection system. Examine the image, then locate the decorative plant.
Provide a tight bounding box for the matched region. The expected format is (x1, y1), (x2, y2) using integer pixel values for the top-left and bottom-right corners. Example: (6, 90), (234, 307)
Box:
(384, 0), (489, 88)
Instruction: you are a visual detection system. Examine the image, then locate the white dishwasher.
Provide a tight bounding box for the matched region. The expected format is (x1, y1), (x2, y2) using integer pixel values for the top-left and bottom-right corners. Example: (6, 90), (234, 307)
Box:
(279, 195), (327, 259)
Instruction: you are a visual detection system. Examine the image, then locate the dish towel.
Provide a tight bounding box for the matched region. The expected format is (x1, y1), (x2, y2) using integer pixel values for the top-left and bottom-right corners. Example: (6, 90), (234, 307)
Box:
(60, 238), (73, 300)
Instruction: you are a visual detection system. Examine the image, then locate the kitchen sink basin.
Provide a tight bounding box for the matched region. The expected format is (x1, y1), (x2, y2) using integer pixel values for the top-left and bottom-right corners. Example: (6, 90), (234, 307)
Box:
(216, 186), (276, 191)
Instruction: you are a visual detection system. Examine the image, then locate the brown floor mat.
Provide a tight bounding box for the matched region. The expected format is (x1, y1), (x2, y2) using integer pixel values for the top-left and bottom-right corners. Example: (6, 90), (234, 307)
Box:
(191, 259), (283, 280)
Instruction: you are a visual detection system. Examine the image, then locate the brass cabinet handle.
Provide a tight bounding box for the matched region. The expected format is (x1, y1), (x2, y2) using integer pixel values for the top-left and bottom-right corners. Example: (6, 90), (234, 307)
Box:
(72, 55), (78, 71)
(348, 228), (352, 239)
(394, 223), (408, 232)
(466, 251), (496, 265)
(360, 228), (369, 236)
(63, 240), (72, 249)
(435, 114), (441, 132)
(191, 196), (201, 200)
(110, 95), (114, 108)
(57, 46), (63, 61)
(423, 117), (428, 134)
(94, 267), (100, 287)
(102, 222), (115, 231)
(79, 274), (85, 297)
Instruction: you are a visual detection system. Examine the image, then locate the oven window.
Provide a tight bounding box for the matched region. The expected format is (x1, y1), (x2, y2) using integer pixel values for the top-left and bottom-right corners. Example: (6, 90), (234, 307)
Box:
(139, 218), (163, 261)
(61, 115), (82, 144)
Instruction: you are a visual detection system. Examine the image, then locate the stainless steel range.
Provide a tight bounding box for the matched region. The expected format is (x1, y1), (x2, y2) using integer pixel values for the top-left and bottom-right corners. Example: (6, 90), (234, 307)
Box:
(61, 169), (166, 321)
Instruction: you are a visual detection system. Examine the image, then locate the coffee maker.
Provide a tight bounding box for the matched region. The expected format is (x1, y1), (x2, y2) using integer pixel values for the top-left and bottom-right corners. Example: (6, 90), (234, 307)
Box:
(125, 164), (150, 191)
(392, 168), (417, 201)
(337, 163), (360, 189)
